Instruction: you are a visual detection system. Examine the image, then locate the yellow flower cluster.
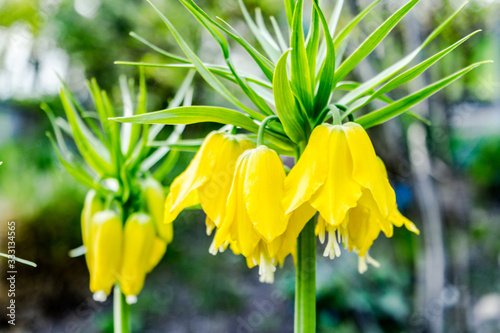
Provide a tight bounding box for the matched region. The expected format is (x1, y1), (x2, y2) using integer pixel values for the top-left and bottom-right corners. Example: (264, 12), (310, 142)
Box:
(81, 177), (172, 304)
(164, 124), (419, 283)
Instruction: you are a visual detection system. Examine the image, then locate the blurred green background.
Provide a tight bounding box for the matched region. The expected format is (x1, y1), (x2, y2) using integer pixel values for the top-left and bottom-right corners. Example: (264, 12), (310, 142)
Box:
(0, 0), (499, 332)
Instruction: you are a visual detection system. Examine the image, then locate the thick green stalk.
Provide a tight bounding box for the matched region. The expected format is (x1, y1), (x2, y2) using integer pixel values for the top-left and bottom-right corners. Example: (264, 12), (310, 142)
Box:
(113, 284), (130, 333)
(294, 215), (317, 333)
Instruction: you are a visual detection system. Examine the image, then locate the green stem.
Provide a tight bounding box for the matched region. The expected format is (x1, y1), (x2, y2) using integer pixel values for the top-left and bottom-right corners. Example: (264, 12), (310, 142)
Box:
(113, 284), (130, 333)
(257, 115), (280, 146)
(294, 215), (317, 333)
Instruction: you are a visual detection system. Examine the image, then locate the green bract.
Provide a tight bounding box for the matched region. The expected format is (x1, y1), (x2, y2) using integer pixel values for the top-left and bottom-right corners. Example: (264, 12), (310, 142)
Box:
(114, 0), (490, 155)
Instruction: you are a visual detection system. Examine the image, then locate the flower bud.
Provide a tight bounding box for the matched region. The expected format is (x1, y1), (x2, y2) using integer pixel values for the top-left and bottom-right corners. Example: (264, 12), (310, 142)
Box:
(88, 210), (123, 300)
(119, 212), (156, 303)
(143, 177), (173, 243)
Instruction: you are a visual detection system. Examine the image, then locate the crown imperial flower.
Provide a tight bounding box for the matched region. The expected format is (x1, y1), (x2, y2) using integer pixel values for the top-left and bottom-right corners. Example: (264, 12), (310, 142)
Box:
(119, 213), (157, 304)
(213, 145), (289, 283)
(285, 122), (419, 271)
(164, 131), (255, 229)
(88, 210), (123, 301)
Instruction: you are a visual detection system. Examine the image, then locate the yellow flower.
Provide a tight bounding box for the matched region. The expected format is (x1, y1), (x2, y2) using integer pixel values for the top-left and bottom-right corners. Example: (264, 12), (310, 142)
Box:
(285, 122), (419, 272)
(143, 177), (173, 243)
(81, 190), (104, 270)
(213, 145), (289, 283)
(88, 210), (123, 301)
(164, 131), (255, 231)
(147, 237), (167, 273)
(119, 213), (156, 304)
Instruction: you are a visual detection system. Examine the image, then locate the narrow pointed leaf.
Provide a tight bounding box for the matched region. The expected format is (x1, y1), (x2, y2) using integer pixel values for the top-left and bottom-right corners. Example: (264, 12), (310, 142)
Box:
(334, 0), (420, 85)
(60, 89), (113, 175)
(146, 0), (265, 121)
(291, 0), (313, 113)
(338, 1), (468, 105)
(274, 50), (305, 144)
(356, 61), (491, 128)
(181, 0), (275, 81)
(313, 1), (336, 115)
(343, 30), (481, 118)
(333, 0), (380, 50)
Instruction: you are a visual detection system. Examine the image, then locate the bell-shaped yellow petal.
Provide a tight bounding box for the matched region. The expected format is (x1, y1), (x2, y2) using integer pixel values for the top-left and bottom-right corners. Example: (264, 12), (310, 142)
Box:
(213, 146), (289, 283)
(119, 213), (156, 303)
(244, 146), (288, 241)
(147, 237), (168, 273)
(389, 209), (420, 234)
(143, 177), (174, 243)
(88, 210), (123, 299)
(277, 202), (316, 264)
(224, 152), (261, 257)
(284, 124), (330, 214)
(164, 132), (255, 226)
(309, 125), (363, 225)
(164, 131), (224, 223)
(344, 122), (395, 220)
(81, 190), (104, 247)
(198, 135), (254, 226)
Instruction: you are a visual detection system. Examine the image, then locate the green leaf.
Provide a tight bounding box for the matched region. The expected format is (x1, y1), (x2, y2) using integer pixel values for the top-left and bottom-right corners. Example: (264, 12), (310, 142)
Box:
(343, 30), (481, 118)
(146, 0), (265, 121)
(114, 106), (259, 132)
(305, 0), (320, 85)
(313, 1), (336, 115)
(46, 132), (103, 191)
(355, 61), (491, 128)
(284, 0), (295, 29)
(316, 0), (343, 68)
(115, 61), (273, 90)
(238, 0), (281, 63)
(181, 0), (275, 81)
(333, 0), (380, 50)
(60, 89), (113, 175)
(274, 50), (306, 144)
(337, 1), (468, 106)
(290, 0), (313, 113)
(334, 0), (420, 86)
(254, 7), (283, 62)
(114, 106), (294, 153)
(129, 32), (190, 64)
(180, 0), (274, 116)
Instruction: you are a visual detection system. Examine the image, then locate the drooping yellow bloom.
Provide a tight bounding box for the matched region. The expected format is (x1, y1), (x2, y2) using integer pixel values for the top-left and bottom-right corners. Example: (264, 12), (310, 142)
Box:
(213, 145), (290, 283)
(81, 190), (104, 270)
(285, 122), (419, 272)
(143, 177), (173, 243)
(88, 210), (123, 301)
(119, 212), (156, 304)
(164, 131), (255, 231)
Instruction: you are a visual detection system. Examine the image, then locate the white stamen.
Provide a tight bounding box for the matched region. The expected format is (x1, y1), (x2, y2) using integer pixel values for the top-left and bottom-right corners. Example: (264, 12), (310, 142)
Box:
(258, 253), (276, 284)
(323, 229), (341, 260)
(208, 238), (218, 255)
(206, 224), (215, 236)
(358, 256), (368, 274)
(252, 258), (258, 266)
(93, 291), (107, 302)
(126, 295), (138, 304)
(365, 252), (380, 268)
(358, 252), (380, 274)
(318, 228), (325, 244)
